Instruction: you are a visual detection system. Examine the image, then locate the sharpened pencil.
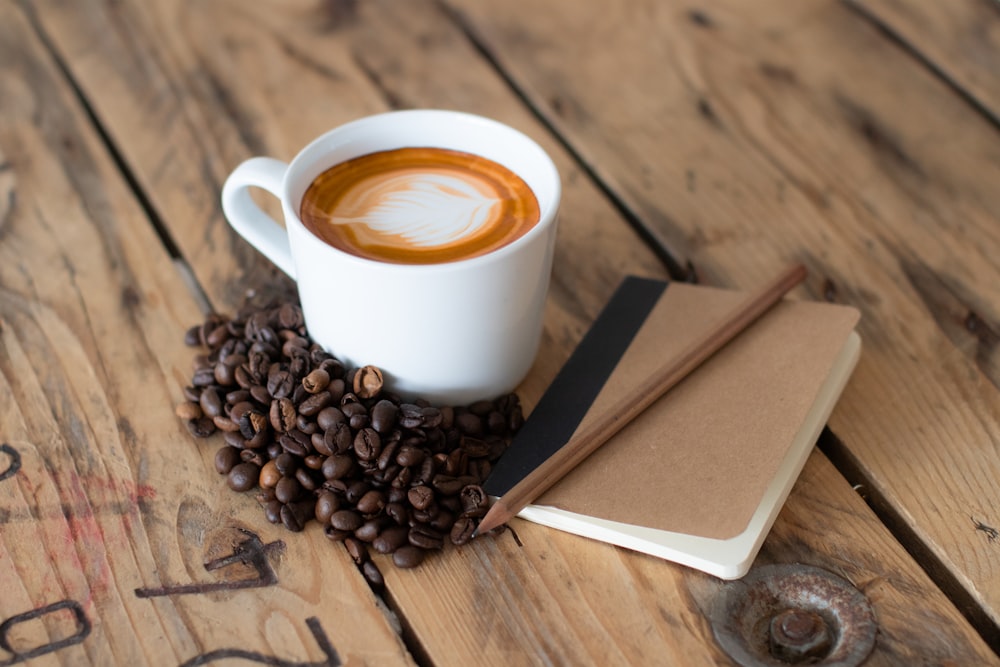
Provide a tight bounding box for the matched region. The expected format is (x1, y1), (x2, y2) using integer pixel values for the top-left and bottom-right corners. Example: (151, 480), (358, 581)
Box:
(474, 263), (808, 537)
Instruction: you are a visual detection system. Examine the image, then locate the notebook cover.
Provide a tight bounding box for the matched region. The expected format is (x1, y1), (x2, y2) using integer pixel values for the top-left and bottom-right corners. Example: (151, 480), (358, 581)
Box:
(487, 276), (860, 541)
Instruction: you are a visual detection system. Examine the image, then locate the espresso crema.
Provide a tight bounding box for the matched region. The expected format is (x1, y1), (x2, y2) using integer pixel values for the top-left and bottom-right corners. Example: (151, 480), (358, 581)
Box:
(300, 147), (540, 264)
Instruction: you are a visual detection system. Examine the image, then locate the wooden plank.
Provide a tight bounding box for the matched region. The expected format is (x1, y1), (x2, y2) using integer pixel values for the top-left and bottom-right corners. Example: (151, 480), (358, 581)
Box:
(848, 0), (1000, 121)
(445, 0), (1000, 637)
(0, 3), (414, 665)
(27, 0), (998, 663)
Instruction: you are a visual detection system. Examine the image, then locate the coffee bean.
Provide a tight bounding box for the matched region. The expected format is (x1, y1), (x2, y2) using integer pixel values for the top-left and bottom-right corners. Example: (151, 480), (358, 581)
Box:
(187, 417), (216, 438)
(330, 509), (363, 532)
(354, 518), (383, 543)
(317, 406), (346, 431)
(299, 390), (332, 417)
(370, 400), (399, 434)
(176, 401), (203, 421)
(263, 499), (282, 524)
(322, 454), (354, 480)
(227, 462), (260, 492)
(353, 428), (381, 461)
(315, 490), (340, 525)
(362, 560), (385, 589)
(395, 444), (425, 468)
(432, 474), (464, 496)
(269, 397), (296, 432)
(295, 467), (318, 491)
(212, 415), (240, 433)
(324, 526), (352, 542)
(259, 460), (281, 488)
(460, 485), (489, 517)
(372, 525), (409, 554)
(392, 545), (426, 569)
(356, 489), (386, 516)
(214, 446), (241, 475)
(353, 365), (384, 399)
(454, 411), (484, 436)
(450, 516), (476, 545)
(385, 502), (409, 526)
(344, 537), (368, 565)
(275, 476), (302, 504)
(280, 501), (313, 532)
(407, 485), (435, 511)
(299, 368), (328, 394)
(345, 480), (370, 505)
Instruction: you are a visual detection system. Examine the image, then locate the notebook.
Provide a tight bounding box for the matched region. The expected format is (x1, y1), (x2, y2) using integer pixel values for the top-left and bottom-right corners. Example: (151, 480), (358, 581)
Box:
(485, 276), (861, 579)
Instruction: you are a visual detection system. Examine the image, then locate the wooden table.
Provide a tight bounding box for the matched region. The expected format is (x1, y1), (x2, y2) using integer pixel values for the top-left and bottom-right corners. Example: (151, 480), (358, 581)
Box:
(2, 0), (998, 664)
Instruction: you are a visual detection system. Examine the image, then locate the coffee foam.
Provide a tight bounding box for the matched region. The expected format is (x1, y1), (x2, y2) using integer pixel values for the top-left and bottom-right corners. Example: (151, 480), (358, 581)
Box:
(300, 148), (540, 265)
(330, 170), (502, 249)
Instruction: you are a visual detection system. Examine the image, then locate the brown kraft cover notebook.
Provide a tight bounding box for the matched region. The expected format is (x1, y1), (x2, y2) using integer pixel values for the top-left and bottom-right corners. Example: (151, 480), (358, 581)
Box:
(486, 277), (861, 579)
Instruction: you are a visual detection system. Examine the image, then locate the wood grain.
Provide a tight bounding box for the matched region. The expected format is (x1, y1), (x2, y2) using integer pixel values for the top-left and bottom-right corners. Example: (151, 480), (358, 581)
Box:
(21, 0), (1000, 663)
(848, 0), (1000, 121)
(0, 3), (413, 665)
(446, 0), (1000, 638)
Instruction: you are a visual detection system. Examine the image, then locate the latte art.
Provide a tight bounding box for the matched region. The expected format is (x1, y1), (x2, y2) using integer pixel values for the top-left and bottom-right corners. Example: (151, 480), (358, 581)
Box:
(331, 172), (502, 248)
(300, 148), (540, 264)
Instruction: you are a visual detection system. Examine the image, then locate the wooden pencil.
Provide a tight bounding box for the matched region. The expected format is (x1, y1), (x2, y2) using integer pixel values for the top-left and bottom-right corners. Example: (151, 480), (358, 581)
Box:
(474, 263), (808, 536)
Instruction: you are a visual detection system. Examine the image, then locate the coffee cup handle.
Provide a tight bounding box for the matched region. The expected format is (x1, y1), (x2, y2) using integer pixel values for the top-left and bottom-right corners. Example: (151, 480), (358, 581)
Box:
(221, 157), (296, 279)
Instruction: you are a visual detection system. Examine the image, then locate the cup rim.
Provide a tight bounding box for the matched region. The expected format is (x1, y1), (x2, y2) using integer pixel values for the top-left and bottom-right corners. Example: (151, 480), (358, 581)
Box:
(280, 109), (561, 272)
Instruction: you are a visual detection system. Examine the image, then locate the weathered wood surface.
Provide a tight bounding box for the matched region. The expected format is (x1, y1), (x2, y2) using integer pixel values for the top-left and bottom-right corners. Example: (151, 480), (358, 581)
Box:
(446, 0), (1000, 637)
(7, 0), (998, 663)
(0, 3), (413, 665)
(849, 0), (1000, 120)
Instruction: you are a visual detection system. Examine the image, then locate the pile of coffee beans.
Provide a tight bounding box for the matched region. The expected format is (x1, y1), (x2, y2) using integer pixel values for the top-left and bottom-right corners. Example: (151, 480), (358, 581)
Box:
(176, 301), (521, 576)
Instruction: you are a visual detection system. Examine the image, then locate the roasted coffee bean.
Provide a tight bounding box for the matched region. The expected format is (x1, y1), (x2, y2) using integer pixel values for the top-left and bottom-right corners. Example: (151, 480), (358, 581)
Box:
(362, 560), (385, 589)
(269, 397), (296, 432)
(330, 509), (363, 532)
(412, 503), (440, 524)
(322, 454), (354, 480)
(390, 466), (413, 489)
(429, 509), (456, 533)
(240, 449), (265, 467)
(432, 474), (464, 496)
(345, 480), (370, 505)
(299, 390), (332, 417)
(184, 324), (203, 346)
(280, 502), (305, 532)
(392, 545), (426, 569)
(259, 460), (281, 489)
(353, 365), (384, 399)
(370, 400), (398, 434)
(263, 499), (283, 524)
(302, 368), (330, 394)
(295, 467), (318, 491)
(212, 415), (240, 433)
(395, 444), (425, 468)
(239, 410), (268, 439)
(377, 439), (401, 471)
(229, 401), (254, 424)
(354, 518), (383, 543)
(373, 525), (409, 554)
(227, 462), (260, 492)
(384, 502), (409, 526)
(454, 411), (484, 436)
(214, 362), (236, 386)
(450, 516), (476, 545)
(356, 489), (386, 516)
(275, 476), (302, 504)
(445, 449), (467, 476)
(324, 526), (352, 542)
(328, 422), (354, 453)
(353, 428), (381, 461)
(407, 486), (435, 511)
(192, 367), (217, 388)
(317, 406), (346, 431)
(408, 524), (445, 550)
(315, 490), (340, 525)
(344, 537), (368, 565)
(273, 452), (296, 476)
(249, 384), (270, 404)
(182, 385), (201, 402)
(460, 485), (489, 517)
(278, 303), (304, 330)
(279, 434), (309, 458)
(176, 401), (203, 421)
(225, 388), (251, 405)
(187, 417), (216, 438)
(296, 414), (318, 435)
(460, 437), (491, 458)
(267, 368), (294, 399)
(215, 446), (241, 475)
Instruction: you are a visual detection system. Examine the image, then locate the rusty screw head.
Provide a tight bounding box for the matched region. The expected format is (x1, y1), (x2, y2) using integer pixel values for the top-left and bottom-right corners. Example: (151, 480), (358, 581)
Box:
(769, 609), (832, 662)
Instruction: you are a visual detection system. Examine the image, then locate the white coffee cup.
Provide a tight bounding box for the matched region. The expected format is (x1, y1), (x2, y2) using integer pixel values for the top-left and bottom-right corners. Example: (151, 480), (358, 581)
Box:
(221, 109), (561, 405)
